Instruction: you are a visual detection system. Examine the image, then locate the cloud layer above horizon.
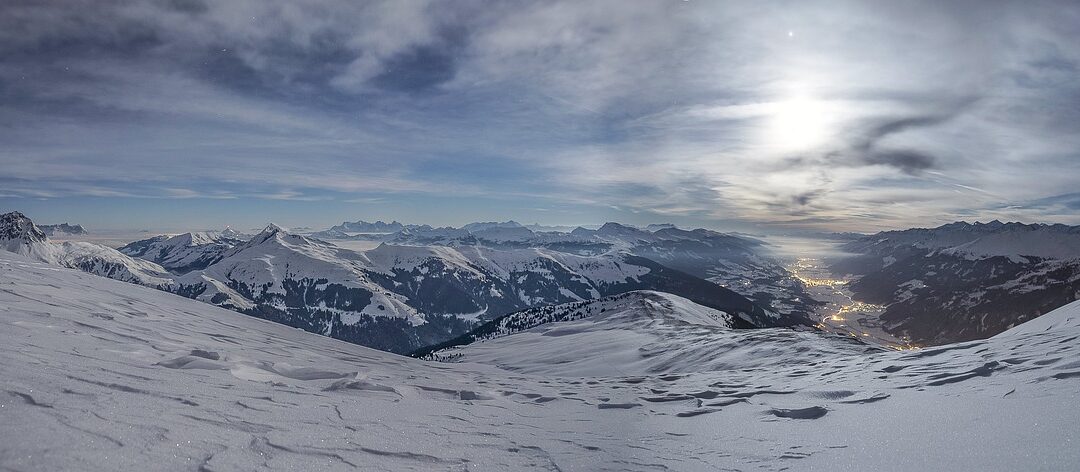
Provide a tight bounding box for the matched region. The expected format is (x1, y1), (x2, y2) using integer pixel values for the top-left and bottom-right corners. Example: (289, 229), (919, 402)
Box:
(2, 0), (1079, 231)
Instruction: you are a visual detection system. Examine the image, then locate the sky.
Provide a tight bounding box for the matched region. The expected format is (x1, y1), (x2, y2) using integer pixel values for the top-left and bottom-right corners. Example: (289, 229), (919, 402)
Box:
(1, 0), (1079, 233)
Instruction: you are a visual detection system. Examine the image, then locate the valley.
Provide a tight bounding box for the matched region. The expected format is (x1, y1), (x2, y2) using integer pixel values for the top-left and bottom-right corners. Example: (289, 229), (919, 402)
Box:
(786, 257), (915, 350)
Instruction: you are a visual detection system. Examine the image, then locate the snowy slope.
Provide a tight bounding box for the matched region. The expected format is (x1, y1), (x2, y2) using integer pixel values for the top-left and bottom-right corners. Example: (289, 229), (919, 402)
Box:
(2, 250), (1080, 471)
(995, 298), (1080, 337)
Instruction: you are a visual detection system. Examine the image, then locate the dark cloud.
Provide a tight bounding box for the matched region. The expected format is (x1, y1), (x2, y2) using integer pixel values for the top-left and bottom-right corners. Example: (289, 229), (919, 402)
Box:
(369, 25), (468, 94)
(833, 104), (975, 174)
(792, 190), (822, 206)
(855, 115), (955, 148)
(164, 0), (208, 15)
(862, 149), (937, 173)
(371, 44), (459, 93)
(1017, 192), (1080, 211)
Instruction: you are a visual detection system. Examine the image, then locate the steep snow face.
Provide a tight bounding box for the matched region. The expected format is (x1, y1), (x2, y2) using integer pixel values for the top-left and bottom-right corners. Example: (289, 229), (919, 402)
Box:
(120, 231), (245, 273)
(3, 250), (1080, 471)
(423, 291), (873, 376)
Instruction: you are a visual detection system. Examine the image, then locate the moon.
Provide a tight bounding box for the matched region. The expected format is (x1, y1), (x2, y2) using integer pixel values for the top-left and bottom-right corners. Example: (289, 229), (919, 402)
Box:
(768, 97), (831, 152)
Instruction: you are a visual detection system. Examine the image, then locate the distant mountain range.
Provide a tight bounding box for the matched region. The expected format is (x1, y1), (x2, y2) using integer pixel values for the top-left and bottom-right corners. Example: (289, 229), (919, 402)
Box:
(158, 224), (787, 353)
(9, 210), (1078, 353)
(309, 219), (821, 322)
(3, 212), (806, 353)
(833, 220), (1080, 344)
(38, 223), (87, 236)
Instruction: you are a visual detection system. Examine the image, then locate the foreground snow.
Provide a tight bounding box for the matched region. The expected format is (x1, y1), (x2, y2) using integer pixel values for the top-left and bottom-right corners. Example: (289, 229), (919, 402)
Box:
(1, 250), (1079, 471)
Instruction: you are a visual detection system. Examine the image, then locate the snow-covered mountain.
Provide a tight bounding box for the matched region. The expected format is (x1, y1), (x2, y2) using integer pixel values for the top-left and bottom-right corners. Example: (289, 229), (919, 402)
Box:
(313, 220), (819, 321)
(166, 224), (783, 353)
(417, 291), (870, 375)
(119, 230), (246, 273)
(462, 220), (524, 232)
(843, 220), (1080, 261)
(4, 249), (1079, 471)
(13, 211), (784, 354)
(172, 224), (447, 352)
(308, 219), (406, 239)
(37, 222), (87, 236)
(0, 211), (173, 288)
(333, 219), (405, 233)
(834, 220), (1080, 344)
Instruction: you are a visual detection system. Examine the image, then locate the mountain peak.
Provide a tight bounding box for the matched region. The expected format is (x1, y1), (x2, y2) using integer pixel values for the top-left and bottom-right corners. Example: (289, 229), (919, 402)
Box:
(261, 223), (287, 235)
(220, 226), (243, 239)
(0, 211), (48, 244)
(596, 222), (643, 235)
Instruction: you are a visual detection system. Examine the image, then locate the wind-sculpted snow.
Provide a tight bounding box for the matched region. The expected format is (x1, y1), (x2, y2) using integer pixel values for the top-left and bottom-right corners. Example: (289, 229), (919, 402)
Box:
(3, 250), (1079, 471)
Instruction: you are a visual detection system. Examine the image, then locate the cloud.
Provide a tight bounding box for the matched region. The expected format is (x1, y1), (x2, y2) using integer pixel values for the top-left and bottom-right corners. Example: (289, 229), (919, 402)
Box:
(2, 0), (1080, 230)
